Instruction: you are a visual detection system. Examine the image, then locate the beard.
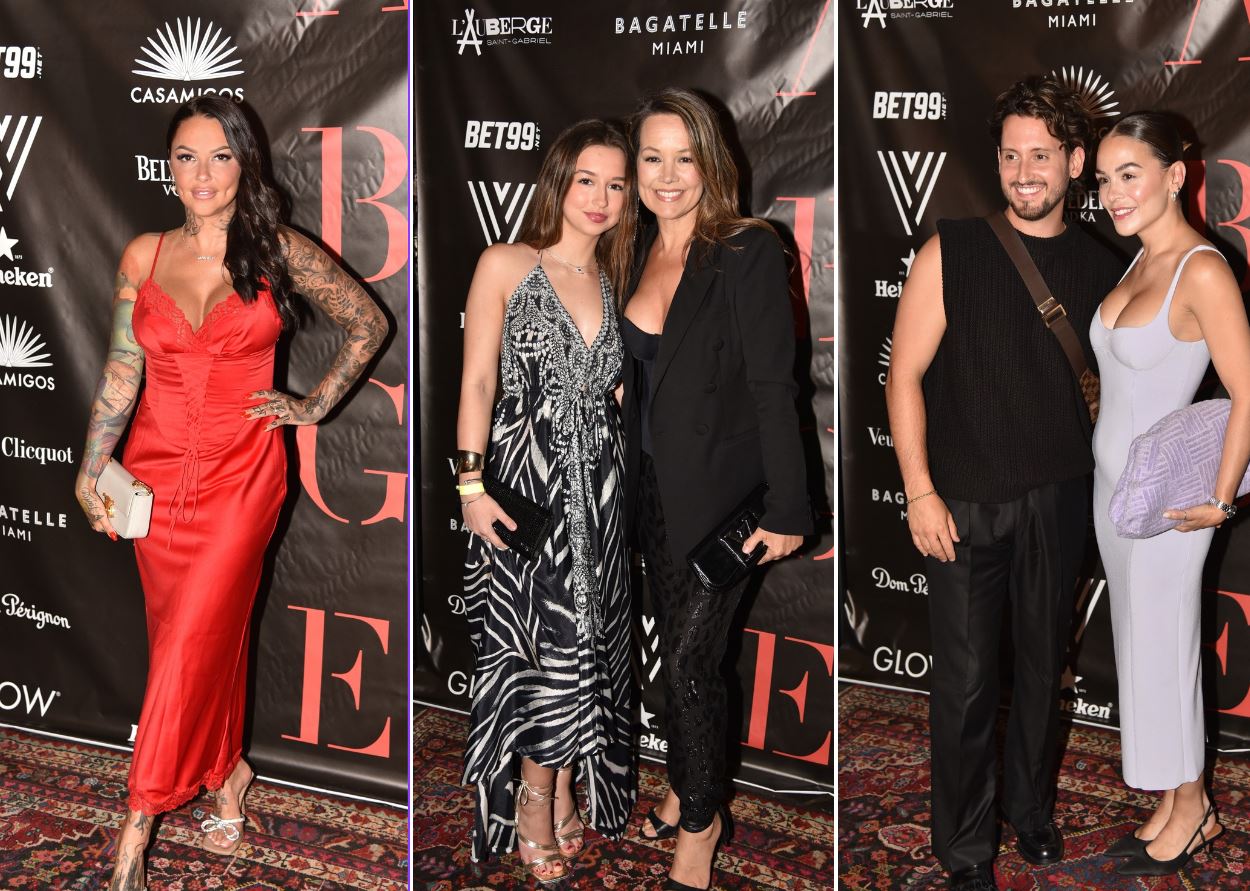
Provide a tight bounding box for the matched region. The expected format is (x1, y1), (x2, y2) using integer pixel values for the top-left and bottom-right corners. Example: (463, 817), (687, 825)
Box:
(1003, 181), (1067, 222)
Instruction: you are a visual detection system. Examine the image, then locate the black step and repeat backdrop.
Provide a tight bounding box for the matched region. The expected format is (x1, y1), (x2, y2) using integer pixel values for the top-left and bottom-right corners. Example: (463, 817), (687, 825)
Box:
(839, 2), (1250, 749)
(415, 1), (835, 793)
(0, 1), (409, 803)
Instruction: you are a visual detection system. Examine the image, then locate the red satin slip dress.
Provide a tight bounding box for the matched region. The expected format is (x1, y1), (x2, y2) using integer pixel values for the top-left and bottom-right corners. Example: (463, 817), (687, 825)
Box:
(123, 232), (286, 815)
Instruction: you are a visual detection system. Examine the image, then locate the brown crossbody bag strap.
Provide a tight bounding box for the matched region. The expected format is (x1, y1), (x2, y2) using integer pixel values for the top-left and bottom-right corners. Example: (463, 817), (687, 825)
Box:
(985, 211), (1100, 423)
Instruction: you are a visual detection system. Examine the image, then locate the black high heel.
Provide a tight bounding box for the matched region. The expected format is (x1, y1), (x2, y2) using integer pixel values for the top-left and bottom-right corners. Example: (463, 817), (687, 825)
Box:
(1116, 803), (1220, 876)
(662, 807), (732, 891)
(1103, 828), (1150, 858)
(642, 806), (679, 840)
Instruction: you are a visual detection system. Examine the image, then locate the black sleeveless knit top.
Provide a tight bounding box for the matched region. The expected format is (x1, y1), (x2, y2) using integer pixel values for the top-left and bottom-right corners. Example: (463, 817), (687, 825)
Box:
(923, 217), (1123, 503)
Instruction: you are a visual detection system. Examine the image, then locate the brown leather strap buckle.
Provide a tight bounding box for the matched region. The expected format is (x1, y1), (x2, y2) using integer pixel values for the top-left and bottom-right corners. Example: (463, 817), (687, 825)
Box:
(1037, 296), (1067, 328)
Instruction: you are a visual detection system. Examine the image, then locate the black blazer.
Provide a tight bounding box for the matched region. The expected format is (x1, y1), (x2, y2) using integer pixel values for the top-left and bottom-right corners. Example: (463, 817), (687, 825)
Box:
(622, 225), (813, 566)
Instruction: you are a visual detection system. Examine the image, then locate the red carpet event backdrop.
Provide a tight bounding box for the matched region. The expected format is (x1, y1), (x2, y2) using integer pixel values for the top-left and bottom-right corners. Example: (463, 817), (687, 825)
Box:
(839, 2), (1250, 749)
(414, 1), (834, 792)
(0, 2), (408, 803)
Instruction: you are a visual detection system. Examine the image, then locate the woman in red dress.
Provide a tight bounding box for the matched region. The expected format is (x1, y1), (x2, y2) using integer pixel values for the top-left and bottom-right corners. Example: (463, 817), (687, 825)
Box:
(74, 96), (388, 891)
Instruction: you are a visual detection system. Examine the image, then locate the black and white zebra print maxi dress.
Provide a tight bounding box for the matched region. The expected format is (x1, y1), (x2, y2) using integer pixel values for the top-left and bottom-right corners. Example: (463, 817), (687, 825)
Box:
(462, 263), (635, 862)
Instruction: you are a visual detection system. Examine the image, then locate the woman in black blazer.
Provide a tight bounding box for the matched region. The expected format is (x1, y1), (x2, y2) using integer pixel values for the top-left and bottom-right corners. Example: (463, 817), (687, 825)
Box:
(621, 88), (812, 891)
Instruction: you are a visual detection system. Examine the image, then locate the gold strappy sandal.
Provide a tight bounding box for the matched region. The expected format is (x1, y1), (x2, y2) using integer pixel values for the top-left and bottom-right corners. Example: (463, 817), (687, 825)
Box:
(515, 778), (567, 885)
(553, 767), (585, 858)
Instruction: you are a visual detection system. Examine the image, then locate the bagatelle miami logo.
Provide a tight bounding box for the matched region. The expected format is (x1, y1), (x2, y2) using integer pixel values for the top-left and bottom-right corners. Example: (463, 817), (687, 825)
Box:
(1012, 0), (1135, 30)
(612, 8), (749, 56)
(0, 230), (54, 290)
(0, 315), (55, 391)
(468, 180), (537, 246)
(878, 150), (946, 237)
(452, 9), (553, 55)
(130, 18), (245, 104)
(0, 114), (40, 212)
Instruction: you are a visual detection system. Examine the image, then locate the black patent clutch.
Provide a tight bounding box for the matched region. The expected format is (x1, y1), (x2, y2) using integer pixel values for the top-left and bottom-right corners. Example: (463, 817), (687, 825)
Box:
(686, 483), (768, 593)
(483, 475), (553, 562)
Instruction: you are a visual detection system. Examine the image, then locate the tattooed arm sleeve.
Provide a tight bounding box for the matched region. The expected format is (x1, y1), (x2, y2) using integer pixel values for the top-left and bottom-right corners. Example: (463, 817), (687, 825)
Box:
(76, 242), (147, 530)
(283, 228), (389, 419)
(80, 258), (146, 485)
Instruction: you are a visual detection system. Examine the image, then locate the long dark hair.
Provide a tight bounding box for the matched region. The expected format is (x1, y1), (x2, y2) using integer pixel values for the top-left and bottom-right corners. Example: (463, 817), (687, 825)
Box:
(166, 96), (298, 328)
(629, 87), (771, 262)
(514, 119), (635, 303)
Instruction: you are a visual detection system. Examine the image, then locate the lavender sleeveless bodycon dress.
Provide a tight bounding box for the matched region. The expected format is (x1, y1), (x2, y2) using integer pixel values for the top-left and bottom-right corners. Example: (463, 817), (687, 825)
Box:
(1090, 244), (1222, 790)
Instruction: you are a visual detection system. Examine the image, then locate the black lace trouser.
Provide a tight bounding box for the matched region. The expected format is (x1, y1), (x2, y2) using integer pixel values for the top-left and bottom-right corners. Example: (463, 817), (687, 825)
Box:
(637, 452), (748, 833)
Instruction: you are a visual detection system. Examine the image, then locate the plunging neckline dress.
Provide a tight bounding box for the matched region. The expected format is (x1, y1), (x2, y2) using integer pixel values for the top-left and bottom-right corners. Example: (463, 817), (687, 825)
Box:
(461, 262), (635, 860)
(123, 232), (287, 814)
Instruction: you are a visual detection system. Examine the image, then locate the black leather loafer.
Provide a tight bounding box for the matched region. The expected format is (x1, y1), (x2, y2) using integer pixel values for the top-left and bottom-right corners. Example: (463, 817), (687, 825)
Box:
(1104, 829), (1150, 858)
(949, 862), (997, 890)
(1015, 821), (1064, 866)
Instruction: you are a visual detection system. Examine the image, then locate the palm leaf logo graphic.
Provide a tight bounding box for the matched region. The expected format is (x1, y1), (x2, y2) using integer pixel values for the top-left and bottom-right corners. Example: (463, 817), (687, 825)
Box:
(133, 18), (244, 81)
(0, 316), (51, 368)
(1053, 66), (1119, 120)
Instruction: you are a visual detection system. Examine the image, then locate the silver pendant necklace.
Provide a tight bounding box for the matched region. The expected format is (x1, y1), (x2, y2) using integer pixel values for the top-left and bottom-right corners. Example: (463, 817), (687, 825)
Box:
(545, 247), (594, 275)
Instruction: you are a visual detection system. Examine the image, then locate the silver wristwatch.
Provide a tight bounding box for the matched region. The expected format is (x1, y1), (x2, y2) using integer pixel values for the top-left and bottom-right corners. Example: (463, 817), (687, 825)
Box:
(1207, 496), (1238, 521)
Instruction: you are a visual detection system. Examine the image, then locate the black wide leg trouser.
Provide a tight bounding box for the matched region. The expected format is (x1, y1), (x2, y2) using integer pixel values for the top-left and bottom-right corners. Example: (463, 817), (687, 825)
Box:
(637, 452), (749, 833)
(924, 476), (1087, 873)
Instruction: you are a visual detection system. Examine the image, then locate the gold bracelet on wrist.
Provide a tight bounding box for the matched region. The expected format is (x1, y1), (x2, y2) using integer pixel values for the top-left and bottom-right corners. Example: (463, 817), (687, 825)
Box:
(454, 450), (484, 474)
(456, 481), (486, 496)
(907, 488), (936, 505)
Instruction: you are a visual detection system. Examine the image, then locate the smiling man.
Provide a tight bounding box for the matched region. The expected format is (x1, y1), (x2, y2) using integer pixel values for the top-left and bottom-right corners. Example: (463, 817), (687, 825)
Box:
(884, 76), (1123, 890)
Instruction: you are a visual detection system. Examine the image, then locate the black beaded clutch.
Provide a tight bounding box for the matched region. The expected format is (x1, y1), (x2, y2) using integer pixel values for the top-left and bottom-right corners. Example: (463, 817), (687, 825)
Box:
(686, 483), (768, 593)
(483, 475), (553, 562)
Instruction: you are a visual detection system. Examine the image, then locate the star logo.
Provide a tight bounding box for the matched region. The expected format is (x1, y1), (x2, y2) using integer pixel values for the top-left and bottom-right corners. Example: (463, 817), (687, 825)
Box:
(900, 249), (916, 279)
(0, 228), (17, 262)
(640, 702), (655, 730)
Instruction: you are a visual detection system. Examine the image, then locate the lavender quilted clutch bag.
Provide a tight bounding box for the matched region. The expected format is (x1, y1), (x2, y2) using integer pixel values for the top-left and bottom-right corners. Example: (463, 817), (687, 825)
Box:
(1109, 399), (1250, 539)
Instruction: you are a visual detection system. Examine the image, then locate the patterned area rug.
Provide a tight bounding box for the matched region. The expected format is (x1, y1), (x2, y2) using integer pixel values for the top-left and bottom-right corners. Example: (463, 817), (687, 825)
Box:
(0, 726), (407, 890)
(411, 706), (835, 890)
(839, 683), (1250, 890)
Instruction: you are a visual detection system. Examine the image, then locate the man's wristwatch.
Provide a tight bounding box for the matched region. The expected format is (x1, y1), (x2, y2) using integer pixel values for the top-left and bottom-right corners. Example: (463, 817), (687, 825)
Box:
(1207, 496), (1238, 521)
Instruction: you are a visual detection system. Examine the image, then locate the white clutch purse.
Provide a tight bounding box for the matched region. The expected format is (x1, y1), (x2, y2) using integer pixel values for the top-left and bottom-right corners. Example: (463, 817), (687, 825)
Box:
(98, 458), (153, 539)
